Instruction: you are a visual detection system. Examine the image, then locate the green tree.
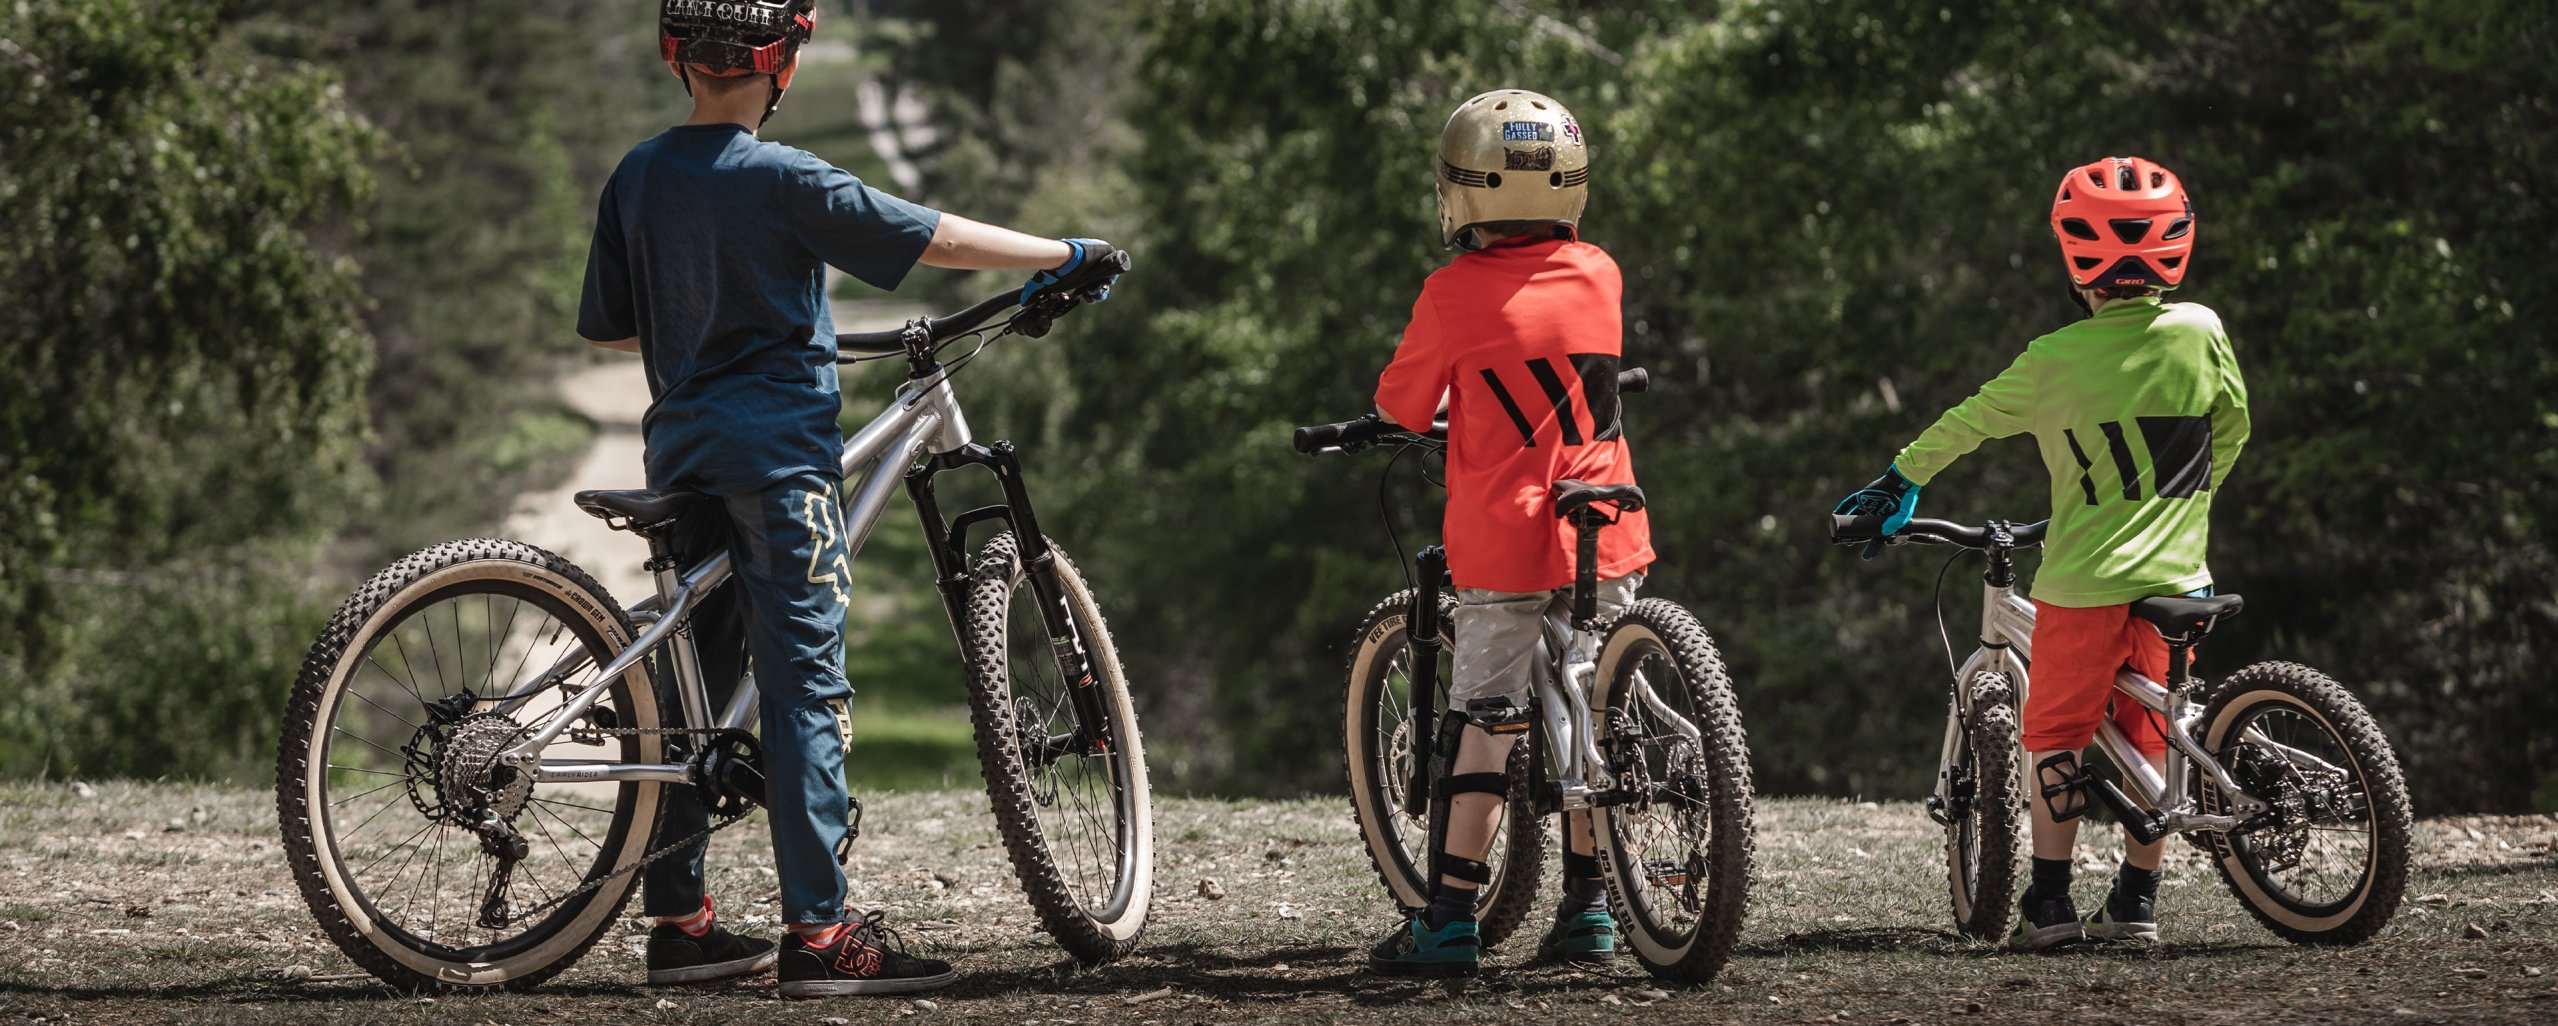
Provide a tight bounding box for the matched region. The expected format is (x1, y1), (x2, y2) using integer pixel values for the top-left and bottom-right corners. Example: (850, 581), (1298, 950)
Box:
(903, 0), (2558, 810)
(0, 0), (380, 777)
(234, 1), (673, 556)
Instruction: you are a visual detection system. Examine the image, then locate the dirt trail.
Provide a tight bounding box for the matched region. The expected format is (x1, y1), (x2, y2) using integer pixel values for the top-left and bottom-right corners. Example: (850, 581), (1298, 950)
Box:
(4, 783), (2553, 1025)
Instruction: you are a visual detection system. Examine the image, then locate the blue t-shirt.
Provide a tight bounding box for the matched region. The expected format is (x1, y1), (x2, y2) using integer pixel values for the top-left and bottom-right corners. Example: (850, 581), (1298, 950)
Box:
(577, 124), (942, 494)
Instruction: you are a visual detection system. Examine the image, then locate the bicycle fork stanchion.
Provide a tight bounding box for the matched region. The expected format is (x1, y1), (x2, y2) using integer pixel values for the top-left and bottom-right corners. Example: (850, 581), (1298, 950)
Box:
(908, 441), (1115, 761)
(1403, 547), (1449, 818)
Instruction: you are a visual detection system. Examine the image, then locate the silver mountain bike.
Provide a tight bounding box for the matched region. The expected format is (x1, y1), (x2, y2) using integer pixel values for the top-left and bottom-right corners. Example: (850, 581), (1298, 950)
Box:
(1831, 513), (2410, 945)
(278, 255), (1153, 991)
(1296, 380), (1758, 983)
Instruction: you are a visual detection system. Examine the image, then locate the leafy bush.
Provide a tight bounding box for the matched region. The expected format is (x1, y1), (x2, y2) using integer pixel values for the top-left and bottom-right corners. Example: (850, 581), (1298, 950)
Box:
(0, 0), (377, 776)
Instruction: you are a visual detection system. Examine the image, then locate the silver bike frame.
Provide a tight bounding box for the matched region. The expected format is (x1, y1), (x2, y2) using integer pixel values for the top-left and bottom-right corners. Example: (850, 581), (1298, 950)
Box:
(1936, 575), (2273, 833)
(1527, 616), (1697, 811)
(494, 375), (975, 782)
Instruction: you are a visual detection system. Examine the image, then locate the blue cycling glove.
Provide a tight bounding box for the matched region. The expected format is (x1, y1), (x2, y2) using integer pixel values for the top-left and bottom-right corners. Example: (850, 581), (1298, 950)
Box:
(1834, 465), (1921, 536)
(1019, 238), (1118, 307)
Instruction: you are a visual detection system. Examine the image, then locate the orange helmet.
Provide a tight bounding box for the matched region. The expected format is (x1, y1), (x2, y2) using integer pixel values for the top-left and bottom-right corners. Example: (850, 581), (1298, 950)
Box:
(2050, 156), (2195, 290)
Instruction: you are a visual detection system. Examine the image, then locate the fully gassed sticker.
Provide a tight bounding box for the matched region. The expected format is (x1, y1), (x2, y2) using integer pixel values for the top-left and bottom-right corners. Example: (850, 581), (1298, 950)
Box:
(1503, 121), (1555, 142)
(1504, 146), (1555, 171)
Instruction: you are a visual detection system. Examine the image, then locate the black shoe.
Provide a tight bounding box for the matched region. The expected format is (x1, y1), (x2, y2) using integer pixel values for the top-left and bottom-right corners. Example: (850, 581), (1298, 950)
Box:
(778, 910), (957, 998)
(645, 921), (778, 985)
(2007, 885), (2085, 952)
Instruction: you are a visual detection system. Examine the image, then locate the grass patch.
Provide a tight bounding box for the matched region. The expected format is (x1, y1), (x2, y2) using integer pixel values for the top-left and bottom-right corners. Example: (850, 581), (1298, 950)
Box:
(846, 705), (978, 793)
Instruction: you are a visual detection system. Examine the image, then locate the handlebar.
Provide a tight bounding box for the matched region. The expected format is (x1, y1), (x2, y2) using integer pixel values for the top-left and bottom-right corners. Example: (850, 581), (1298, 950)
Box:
(1829, 514), (2049, 550)
(835, 247), (1134, 359)
(1293, 367), (1651, 455)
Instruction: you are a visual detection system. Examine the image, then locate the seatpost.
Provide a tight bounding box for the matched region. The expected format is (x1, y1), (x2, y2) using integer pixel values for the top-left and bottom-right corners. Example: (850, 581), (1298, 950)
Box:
(2165, 638), (2194, 691)
(1570, 508), (1607, 630)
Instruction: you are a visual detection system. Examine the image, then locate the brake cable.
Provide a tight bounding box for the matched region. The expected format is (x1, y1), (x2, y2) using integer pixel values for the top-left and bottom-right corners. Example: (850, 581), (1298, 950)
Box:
(1932, 548), (1967, 680)
(1379, 439), (1419, 592)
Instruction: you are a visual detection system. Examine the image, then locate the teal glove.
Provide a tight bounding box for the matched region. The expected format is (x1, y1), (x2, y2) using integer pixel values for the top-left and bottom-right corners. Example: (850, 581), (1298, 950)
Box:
(1834, 465), (1921, 558)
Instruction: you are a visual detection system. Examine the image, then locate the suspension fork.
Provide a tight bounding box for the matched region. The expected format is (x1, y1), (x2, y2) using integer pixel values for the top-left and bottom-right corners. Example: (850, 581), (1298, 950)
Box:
(1401, 546), (1450, 818)
(908, 441), (1115, 755)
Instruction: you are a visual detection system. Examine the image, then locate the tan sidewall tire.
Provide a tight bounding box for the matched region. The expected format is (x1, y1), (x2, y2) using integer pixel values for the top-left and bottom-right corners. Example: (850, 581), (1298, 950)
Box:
(1589, 600), (1755, 981)
(280, 540), (660, 990)
(956, 534), (1152, 963)
(2197, 661), (2410, 945)
(1340, 590), (1545, 949)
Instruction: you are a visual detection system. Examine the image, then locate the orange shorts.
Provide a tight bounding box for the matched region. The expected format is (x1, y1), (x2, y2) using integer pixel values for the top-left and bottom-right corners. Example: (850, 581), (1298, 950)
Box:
(2025, 600), (2174, 756)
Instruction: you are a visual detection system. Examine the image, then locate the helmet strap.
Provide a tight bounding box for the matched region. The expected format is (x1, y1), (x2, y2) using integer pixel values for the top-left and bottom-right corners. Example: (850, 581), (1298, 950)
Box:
(758, 79), (785, 126)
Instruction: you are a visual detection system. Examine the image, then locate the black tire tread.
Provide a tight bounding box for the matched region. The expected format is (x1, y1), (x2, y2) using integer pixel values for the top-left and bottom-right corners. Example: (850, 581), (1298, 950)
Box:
(1339, 589), (1547, 951)
(1595, 598), (1755, 983)
(1950, 672), (2022, 939)
(275, 538), (647, 992)
(2198, 660), (2412, 946)
(953, 532), (1148, 965)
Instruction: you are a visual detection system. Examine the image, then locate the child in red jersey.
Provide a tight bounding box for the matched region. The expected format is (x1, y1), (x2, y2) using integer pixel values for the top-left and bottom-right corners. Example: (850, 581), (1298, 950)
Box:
(1367, 89), (1652, 977)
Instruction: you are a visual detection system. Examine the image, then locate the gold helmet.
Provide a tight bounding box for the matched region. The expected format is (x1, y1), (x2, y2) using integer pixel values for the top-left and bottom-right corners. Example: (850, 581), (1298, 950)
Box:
(1435, 89), (1590, 250)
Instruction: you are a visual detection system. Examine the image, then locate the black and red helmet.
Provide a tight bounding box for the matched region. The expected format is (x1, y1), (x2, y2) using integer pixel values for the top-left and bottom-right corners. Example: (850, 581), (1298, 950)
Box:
(660, 0), (817, 78)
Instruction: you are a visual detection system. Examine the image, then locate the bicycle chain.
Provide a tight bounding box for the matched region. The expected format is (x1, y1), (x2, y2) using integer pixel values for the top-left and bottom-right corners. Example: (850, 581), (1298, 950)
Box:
(478, 723), (751, 929)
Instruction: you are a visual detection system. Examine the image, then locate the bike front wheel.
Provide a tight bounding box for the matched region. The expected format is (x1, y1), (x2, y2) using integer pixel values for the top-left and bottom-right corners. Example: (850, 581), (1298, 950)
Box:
(1946, 672), (2023, 939)
(276, 539), (663, 991)
(2195, 661), (2411, 945)
(954, 532), (1153, 964)
(1342, 589), (1546, 951)
(1590, 599), (1755, 983)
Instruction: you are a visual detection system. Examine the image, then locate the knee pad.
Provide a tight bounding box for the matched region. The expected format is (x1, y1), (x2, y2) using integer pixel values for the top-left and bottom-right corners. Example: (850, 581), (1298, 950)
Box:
(2035, 751), (2091, 822)
(1426, 709), (1516, 889)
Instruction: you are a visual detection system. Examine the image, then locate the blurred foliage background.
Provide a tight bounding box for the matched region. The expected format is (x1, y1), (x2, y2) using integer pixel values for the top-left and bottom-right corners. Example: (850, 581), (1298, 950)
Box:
(4, 0), (2551, 812)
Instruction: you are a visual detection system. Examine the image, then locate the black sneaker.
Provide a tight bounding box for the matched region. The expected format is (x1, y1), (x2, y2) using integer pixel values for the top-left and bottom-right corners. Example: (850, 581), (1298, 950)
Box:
(2007, 885), (2086, 952)
(2084, 885), (2160, 944)
(778, 910), (957, 998)
(645, 921), (778, 985)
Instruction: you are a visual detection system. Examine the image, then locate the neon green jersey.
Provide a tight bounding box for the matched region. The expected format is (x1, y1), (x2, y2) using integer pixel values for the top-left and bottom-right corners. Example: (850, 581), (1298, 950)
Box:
(1894, 298), (2250, 607)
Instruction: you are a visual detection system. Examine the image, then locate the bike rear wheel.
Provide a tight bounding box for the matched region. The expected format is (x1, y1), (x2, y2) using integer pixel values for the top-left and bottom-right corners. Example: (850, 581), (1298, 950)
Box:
(1589, 599), (1755, 983)
(2196, 661), (2411, 945)
(1946, 672), (2023, 939)
(1342, 589), (1545, 950)
(953, 532), (1153, 964)
(276, 539), (662, 990)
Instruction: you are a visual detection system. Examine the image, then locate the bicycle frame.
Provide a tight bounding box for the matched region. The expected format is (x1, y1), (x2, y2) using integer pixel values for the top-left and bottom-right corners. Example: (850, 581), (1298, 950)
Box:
(1941, 567), (2272, 835)
(486, 372), (987, 784)
(1401, 547), (1684, 816)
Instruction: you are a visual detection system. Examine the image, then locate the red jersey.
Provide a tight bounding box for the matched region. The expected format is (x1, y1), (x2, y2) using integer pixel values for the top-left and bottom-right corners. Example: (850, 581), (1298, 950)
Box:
(1375, 239), (1653, 593)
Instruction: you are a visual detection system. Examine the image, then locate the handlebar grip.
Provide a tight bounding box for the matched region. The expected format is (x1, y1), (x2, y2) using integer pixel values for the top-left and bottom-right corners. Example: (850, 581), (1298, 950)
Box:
(1293, 415), (1379, 454)
(1059, 245), (1131, 292)
(1829, 513), (1889, 543)
(1617, 367), (1649, 394)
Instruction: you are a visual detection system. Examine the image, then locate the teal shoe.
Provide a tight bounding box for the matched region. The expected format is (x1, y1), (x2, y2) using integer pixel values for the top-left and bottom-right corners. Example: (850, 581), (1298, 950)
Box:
(1367, 914), (1481, 978)
(1538, 908), (1619, 964)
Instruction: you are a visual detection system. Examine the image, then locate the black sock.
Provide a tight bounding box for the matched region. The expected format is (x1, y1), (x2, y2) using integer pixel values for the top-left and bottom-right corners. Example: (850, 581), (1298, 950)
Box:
(2026, 856), (2074, 905)
(1557, 850), (1606, 919)
(1424, 881), (1479, 930)
(2112, 861), (2162, 919)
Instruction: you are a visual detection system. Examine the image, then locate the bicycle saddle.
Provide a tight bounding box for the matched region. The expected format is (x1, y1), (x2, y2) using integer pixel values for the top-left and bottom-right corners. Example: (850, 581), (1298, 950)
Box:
(1553, 479), (1646, 519)
(2128, 593), (2244, 642)
(574, 488), (710, 534)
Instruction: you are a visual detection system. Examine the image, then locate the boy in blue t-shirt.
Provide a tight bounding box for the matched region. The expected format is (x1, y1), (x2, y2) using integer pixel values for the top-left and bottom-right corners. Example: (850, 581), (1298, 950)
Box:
(577, 1), (1118, 998)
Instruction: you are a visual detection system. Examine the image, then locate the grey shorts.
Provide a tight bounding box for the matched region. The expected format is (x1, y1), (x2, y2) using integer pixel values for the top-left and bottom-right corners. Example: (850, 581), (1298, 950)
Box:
(1448, 572), (1643, 706)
